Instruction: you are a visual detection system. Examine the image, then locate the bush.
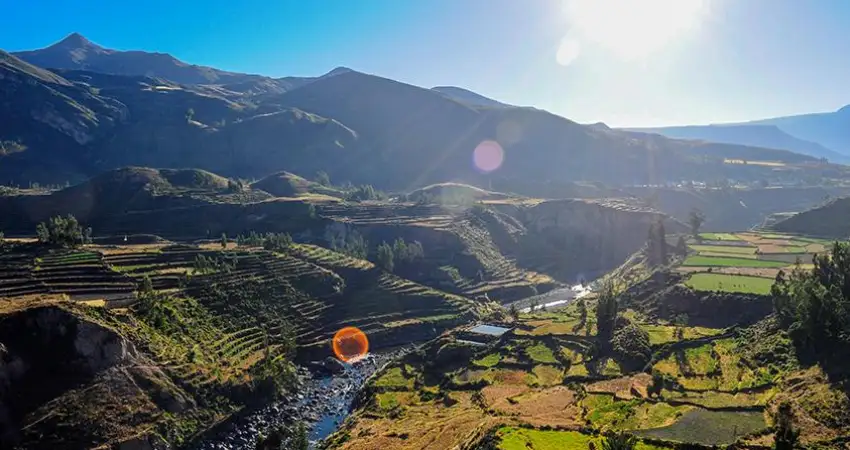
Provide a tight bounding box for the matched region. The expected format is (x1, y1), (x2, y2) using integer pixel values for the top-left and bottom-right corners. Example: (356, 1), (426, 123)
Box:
(35, 214), (88, 248)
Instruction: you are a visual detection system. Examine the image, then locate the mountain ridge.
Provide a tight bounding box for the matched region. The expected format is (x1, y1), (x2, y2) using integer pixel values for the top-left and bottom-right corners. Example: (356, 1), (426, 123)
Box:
(625, 123), (847, 162)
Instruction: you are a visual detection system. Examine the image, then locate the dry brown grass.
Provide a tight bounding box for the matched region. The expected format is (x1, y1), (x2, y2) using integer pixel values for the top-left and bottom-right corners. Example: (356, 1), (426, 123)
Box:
(486, 386), (581, 427)
(94, 245), (167, 255)
(0, 294), (69, 313)
(336, 392), (493, 450)
(586, 374), (652, 400)
(770, 367), (850, 444)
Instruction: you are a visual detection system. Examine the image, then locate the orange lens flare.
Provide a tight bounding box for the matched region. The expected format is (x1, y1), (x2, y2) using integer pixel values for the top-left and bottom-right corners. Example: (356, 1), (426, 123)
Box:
(332, 326), (369, 362)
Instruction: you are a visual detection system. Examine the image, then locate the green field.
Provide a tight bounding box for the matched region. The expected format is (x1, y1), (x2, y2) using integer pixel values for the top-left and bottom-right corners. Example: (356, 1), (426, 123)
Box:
(497, 427), (666, 450)
(699, 233), (741, 241)
(684, 273), (775, 294)
(689, 244), (756, 255)
(682, 255), (786, 268)
(635, 409), (767, 446)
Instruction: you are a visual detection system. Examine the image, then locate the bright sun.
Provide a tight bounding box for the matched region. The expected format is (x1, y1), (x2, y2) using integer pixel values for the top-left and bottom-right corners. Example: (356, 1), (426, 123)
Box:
(559, 0), (708, 64)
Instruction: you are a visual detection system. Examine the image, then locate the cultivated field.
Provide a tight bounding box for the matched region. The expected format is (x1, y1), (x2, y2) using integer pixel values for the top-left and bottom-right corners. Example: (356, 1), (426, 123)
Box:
(675, 231), (835, 295)
(325, 300), (815, 449)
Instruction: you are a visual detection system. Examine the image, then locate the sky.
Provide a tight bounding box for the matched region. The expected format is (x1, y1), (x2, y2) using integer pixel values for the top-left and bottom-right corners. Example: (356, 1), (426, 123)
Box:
(3, 0), (850, 127)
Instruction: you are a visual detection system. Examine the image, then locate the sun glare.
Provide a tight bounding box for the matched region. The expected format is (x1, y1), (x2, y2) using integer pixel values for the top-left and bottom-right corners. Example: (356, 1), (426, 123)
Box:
(560, 0), (707, 63)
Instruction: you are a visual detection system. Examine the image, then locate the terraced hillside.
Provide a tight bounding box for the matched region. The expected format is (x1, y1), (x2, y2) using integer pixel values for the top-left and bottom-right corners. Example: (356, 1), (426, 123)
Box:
(326, 294), (848, 449)
(0, 237), (496, 448)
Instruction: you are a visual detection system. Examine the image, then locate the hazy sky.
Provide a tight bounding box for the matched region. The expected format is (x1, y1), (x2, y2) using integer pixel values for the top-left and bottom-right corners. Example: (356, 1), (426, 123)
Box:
(4, 0), (850, 127)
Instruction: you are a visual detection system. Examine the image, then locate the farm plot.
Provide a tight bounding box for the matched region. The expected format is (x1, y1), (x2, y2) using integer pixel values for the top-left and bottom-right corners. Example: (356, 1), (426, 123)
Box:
(496, 427), (666, 450)
(634, 409), (767, 446)
(689, 244), (756, 255)
(682, 255), (786, 268)
(698, 233), (741, 241)
(684, 273), (775, 295)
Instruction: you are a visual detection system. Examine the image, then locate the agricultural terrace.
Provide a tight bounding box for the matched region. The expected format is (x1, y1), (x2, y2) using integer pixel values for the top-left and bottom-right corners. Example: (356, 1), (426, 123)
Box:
(325, 301), (823, 450)
(676, 231), (834, 295)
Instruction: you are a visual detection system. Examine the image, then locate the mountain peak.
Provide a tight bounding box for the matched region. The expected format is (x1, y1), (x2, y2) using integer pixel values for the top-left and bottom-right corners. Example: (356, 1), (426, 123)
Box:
(324, 66), (353, 77)
(54, 32), (98, 49)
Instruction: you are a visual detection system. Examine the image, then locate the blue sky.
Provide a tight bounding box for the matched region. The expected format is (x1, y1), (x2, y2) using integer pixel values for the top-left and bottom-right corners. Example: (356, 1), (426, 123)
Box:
(3, 0), (850, 127)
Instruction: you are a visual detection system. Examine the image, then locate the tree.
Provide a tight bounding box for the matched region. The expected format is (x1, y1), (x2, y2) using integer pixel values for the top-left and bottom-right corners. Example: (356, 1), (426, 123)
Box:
(773, 401), (799, 450)
(508, 303), (519, 320)
(595, 282), (618, 346)
(576, 298), (588, 330)
(529, 298), (538, 312)
(771, 242), (850, 361)
(36, 222), (49, 243)
(0, 231), (4, 247)
(675, 235), (688, 257)
(138, 275), (154, 297)
(376, 241), (395, 272)
(688, 209), (705, 240)
(647, 371), (664, 398)
(646, 219), (667, 266)
(35, 214), (86, 248)
(263, 233), (293, 252)
(600, 432), (638, 450)
(610, 321), (651, 371)
(315, 171), (331, 187)
(220, 232), (228, 249)
(83, 227), (93, 244)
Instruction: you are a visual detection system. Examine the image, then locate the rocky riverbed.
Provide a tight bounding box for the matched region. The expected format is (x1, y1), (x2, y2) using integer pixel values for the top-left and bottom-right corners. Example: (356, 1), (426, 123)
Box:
(190, 347), (412, 450)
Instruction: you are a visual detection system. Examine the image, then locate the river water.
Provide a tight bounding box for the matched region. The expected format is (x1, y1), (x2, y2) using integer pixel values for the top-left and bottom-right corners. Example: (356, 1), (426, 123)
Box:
(191, 347), (411, 450)
(518, 284), (591, 313)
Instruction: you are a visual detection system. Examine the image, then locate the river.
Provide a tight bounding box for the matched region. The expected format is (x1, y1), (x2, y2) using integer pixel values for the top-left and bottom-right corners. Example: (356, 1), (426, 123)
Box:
(191, 347), (412, 450)
(516, 283), (592, 313)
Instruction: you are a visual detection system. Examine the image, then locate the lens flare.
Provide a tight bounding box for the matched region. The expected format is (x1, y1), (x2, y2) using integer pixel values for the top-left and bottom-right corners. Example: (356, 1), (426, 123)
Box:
(332, 326), (369, 362)
(473, 140), (504, 173)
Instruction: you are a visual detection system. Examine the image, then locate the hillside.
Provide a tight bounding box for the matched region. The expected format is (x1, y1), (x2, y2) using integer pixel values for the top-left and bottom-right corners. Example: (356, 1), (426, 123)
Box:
(0, 236), (491, 448)
(771, 197), (850, 237)
(623, 185), (850, 231)
(0, 50), (127, 184)
(625, 124), (846, 163)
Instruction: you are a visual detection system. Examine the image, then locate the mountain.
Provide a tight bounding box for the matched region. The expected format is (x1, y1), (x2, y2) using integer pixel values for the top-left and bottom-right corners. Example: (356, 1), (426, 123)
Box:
(747, 105), (850, 157)
(626, 123), (848, 163)
(2, 44), (847, 190)
(0, 50), (127, 184)
(12, 32), (273, 87)
(431, 86), (510, 108)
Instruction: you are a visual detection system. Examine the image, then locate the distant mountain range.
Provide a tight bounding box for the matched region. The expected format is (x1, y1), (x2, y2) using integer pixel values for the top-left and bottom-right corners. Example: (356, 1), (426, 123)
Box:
(627, 106), (850, 163)
(2, 33), (848, 190)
